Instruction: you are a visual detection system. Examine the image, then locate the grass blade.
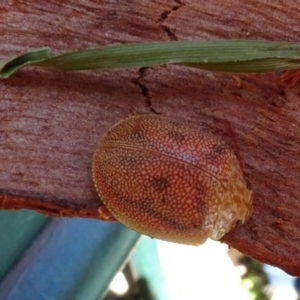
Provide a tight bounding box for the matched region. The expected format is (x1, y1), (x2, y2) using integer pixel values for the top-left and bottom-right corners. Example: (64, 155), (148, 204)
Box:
(1, 40), (300, 78)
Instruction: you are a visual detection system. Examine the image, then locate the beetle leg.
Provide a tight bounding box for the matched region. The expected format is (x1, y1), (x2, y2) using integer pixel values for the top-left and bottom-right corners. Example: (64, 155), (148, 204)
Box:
(98, 205), (116, 221)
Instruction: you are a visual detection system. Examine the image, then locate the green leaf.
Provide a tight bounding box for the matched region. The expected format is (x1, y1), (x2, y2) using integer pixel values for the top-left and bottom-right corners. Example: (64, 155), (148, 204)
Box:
(0, 48), (53, 78)
(1, 40), (300, 78)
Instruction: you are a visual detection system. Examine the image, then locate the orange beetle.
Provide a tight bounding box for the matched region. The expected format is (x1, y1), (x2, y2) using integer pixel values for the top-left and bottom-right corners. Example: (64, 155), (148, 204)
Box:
(92, 114), (252, 245)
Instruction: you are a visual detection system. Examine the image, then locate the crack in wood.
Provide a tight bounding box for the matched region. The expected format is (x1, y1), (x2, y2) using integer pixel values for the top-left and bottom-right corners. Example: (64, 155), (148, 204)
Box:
(131, 67), (157, 113)
(161, 25), (178, 41)
(159, 0), (185, 41)
(174, 0), (185, 4)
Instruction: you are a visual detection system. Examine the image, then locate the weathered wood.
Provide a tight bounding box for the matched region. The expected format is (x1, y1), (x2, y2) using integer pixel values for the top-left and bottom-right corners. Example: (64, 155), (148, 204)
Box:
(1, 0), (300, 275)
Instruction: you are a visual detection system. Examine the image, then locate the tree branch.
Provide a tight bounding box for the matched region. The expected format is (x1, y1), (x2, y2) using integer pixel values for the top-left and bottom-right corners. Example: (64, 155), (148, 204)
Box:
(1, 0), (300, 275)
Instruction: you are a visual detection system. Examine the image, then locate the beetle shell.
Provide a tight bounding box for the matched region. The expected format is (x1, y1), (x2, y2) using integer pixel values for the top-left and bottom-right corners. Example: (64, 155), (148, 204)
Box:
(92, 114), (252, 245)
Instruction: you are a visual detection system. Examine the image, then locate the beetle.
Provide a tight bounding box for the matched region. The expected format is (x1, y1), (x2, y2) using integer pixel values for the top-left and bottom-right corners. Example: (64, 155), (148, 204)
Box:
(92, 114), (252, 245)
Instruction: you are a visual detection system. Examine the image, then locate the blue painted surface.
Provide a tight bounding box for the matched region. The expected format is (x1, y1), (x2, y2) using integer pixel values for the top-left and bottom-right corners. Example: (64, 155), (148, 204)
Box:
(0, 210), (49, 281)
(132, 237), (171, 300)
(0, 215), (140, 300)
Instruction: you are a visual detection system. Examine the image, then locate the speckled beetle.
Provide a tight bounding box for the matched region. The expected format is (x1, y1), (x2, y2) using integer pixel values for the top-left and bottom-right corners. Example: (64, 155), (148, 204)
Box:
(92, 114), (252, 245)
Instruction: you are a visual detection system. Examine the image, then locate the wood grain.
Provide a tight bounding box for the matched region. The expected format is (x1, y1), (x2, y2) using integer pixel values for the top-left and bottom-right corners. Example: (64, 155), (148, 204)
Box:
(1, 0), (300, 275)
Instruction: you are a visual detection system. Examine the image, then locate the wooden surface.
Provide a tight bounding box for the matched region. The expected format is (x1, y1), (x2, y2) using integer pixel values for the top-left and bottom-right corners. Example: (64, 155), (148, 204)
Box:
(1, 0), (300, 275)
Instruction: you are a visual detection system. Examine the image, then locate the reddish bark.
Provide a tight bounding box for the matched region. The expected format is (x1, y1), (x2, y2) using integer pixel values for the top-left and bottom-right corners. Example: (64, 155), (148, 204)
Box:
(1, 0), (300, 275)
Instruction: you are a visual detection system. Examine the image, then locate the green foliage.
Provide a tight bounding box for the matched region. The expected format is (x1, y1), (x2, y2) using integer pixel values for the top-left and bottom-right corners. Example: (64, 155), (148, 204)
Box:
(2, 40), (300, 78)
(240, 256), (269, 300)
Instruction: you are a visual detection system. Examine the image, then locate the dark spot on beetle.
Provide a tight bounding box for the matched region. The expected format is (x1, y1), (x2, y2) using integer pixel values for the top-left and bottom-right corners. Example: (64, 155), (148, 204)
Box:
(150, 176), (169, 192)
(194, 183), (207, 222)
(110, 192), (138, 212)
(206, 143), (228, 161)
(119, 154), (137, 168)
(136, 200), (192, 230)
(131, 130), (144, 141)
(168, 130), (185, 142)
(196, 182), (206, 198)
